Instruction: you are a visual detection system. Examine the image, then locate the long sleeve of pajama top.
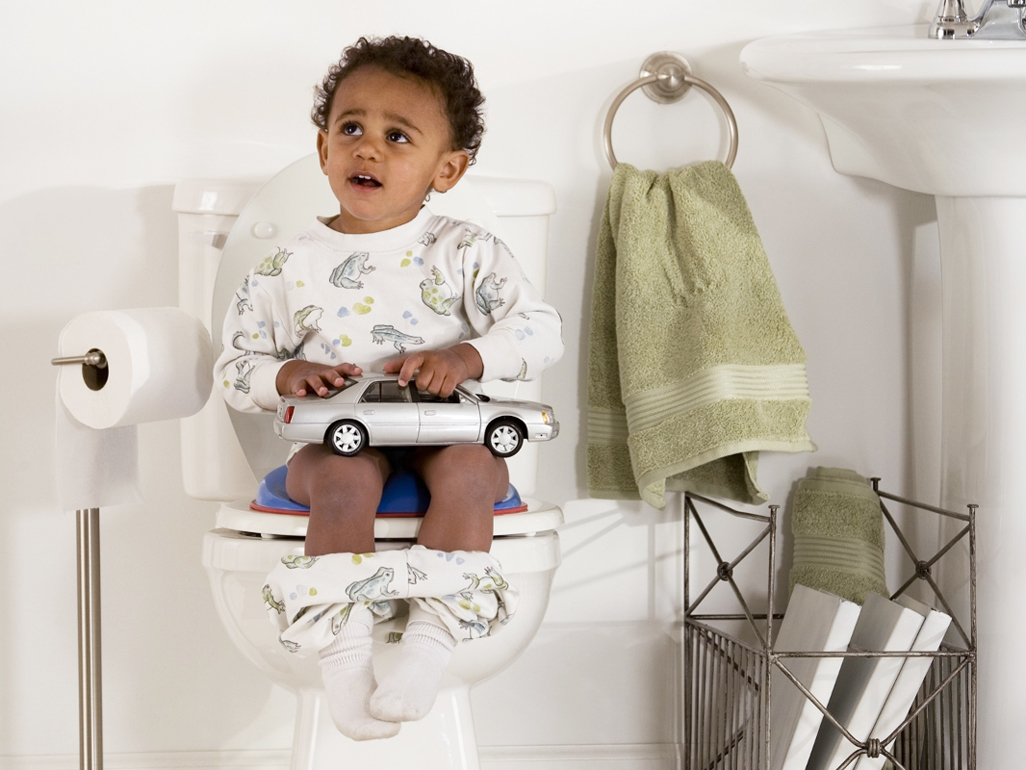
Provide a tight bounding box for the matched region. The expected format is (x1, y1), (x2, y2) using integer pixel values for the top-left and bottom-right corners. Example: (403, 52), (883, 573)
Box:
(215, 207), (564, 413)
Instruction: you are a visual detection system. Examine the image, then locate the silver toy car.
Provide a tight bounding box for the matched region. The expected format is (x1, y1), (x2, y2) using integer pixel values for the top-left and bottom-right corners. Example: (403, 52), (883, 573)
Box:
(274, 374), (559, 458)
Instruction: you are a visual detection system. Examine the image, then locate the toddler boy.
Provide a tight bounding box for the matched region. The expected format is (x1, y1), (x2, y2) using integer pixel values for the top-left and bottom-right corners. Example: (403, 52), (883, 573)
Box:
(215, 36), (563, 740)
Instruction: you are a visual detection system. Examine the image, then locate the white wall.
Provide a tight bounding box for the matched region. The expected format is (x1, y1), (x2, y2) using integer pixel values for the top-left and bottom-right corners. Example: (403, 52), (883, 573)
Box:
(0, 0), (944, 765)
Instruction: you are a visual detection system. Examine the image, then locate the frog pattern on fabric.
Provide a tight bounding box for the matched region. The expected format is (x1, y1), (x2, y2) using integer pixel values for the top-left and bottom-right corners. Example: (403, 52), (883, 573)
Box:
(234, 359), (255, 393)
(255, 247), (291, 277)
(475, 272), (507, 315)
(420, 266), (461, 316)
(458, 618), (489, 638)
(294, 305), (324, 335)
(371, 324), (425, 354)
(408, 564), (428, 585)
(329, 252), (375, 289)
(263, 584), (285, 614)
(282, 554), (319, 569)
(235, 275), (253, 314)
(346, 566), (401, 603)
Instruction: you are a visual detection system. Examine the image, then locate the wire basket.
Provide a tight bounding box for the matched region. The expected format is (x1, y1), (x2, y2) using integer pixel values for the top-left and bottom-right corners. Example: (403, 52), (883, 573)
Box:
(682, 483), (977, 770)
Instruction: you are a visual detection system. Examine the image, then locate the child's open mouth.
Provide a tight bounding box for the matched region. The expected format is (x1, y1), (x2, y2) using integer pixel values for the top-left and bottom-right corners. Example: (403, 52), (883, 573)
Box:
(351, 174), (382, 188)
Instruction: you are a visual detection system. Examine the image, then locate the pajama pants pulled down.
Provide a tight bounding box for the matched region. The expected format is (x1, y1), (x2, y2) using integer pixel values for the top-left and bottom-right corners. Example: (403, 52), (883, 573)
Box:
(263, 544), (519, 655)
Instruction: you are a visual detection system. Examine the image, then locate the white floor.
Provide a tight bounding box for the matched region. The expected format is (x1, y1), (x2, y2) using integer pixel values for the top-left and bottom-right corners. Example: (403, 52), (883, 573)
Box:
(0, 745), (682, 770)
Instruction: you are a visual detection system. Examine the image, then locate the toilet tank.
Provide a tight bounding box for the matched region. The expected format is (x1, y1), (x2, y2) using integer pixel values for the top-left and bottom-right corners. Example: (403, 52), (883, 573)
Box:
(174, 155), (556, 502)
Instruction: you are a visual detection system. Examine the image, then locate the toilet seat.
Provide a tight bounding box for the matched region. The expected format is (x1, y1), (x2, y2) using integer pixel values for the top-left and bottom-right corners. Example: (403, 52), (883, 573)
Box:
(215, 497), (563, 540)
(227, 464), (562, 539)
(250, 465), (529, 516)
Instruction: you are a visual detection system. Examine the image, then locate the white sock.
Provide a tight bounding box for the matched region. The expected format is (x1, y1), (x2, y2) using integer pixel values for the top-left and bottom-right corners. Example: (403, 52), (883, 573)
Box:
(319, 605), (400, 741)
(370, 605), (457, 722)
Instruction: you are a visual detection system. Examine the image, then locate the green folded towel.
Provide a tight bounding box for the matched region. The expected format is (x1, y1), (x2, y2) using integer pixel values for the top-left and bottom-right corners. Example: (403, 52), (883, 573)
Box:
(789, 467), (888, 605)
(586, 161), (815, 508)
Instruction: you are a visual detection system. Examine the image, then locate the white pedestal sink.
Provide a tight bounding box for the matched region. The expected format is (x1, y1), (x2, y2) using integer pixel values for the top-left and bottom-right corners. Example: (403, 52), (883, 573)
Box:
(742, 25), (1026, 770)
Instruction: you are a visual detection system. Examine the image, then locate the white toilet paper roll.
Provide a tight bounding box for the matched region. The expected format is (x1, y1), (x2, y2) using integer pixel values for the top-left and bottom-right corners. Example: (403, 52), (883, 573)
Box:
(55, 308), (213, 511)
(57, 308), (213, 429)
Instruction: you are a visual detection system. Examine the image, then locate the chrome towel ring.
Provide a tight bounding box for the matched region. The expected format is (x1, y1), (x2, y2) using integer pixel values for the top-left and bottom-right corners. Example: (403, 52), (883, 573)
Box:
(603, 52), (739, 170)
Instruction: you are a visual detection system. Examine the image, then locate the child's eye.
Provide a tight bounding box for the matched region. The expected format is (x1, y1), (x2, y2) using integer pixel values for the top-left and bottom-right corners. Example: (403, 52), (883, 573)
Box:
(341, 122), (362, 137)
(387, 130), (410, 144)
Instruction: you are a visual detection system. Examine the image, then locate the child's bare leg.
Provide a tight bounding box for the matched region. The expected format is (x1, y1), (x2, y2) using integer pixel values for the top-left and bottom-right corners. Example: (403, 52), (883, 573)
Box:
(411, 444), (509, 552)
(371, 445), (507, 723)
(285, 444), (391, 556)
(285, 444), (398, 740)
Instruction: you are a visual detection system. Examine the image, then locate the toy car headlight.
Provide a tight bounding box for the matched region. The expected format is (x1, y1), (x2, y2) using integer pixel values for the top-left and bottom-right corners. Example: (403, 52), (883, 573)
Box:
(541, 411), (553, 424)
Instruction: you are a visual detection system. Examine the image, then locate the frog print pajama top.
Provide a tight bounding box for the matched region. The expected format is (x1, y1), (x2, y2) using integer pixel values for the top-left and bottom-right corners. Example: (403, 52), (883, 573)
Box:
(215, 208), (562, 651)
(215, 206), (564, 414)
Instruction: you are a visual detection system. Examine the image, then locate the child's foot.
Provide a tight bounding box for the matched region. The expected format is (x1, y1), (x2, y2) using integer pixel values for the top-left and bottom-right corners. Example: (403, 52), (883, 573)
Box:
(321, 661), (400, 740)
(319, 609), (400, 741)
(370, 612), (456, 722)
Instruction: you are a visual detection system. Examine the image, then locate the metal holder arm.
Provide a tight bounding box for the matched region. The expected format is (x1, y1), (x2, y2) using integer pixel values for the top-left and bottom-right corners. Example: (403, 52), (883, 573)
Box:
(52, 350), (107, 369)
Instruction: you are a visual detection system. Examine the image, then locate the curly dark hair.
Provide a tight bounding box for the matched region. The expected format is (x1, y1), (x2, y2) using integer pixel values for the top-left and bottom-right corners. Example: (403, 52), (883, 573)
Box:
(312, 36), (485, 164)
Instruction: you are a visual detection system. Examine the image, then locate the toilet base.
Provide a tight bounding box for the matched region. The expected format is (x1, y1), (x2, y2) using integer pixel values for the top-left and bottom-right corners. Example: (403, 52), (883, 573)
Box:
(290, 685), (480, 770)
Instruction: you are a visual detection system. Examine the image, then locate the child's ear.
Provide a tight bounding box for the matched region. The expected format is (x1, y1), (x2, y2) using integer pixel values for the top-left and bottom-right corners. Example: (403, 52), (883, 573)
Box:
(316, 130), (330, 173)
(432, 150), (471, 193)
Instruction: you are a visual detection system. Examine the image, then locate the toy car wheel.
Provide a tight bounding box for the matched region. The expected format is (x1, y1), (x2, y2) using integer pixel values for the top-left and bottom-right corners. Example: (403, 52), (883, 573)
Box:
(486, 419), (524, 458)
(327, 420), (367, 457)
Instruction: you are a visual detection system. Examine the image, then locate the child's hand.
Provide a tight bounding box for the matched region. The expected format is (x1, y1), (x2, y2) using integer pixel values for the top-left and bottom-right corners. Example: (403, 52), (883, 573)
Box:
(276, 360), (363, 397)
(383, 343), (483, 398)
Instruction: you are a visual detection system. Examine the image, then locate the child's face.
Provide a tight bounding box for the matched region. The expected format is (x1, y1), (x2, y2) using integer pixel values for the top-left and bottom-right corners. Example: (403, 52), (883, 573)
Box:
(317, 66), (470, 234)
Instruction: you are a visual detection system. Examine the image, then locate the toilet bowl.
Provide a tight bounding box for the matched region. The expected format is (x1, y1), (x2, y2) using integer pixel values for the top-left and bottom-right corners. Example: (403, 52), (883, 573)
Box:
(174, 157), (562, 770)
(202, 500), (561, 770)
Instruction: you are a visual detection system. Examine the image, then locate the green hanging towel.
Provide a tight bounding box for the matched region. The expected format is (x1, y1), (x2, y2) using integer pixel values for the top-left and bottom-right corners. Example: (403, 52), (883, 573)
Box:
(586, 161), (815, 508)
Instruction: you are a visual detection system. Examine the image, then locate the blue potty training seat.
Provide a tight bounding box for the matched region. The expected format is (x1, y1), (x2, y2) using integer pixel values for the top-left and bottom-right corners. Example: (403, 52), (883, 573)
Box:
(251, 465), (527, 517)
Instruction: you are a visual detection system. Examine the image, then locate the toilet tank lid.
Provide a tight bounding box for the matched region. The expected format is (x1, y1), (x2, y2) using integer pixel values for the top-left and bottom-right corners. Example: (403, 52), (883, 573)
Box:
(172, 179), (267, 216)
(469, 177), (556, 217)
(172, 173), (556, 218)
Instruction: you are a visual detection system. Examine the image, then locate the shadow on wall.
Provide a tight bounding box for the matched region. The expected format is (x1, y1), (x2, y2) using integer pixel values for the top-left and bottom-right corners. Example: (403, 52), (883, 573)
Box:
(0, 185), (290, 753)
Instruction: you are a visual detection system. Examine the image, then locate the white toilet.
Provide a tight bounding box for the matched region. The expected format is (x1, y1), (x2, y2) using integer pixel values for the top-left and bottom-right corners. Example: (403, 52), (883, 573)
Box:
(173, 156), (564, 770)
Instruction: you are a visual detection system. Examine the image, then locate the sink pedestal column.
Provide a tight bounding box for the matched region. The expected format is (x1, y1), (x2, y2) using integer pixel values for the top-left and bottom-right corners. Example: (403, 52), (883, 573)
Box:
(936, 195), (1026, 767)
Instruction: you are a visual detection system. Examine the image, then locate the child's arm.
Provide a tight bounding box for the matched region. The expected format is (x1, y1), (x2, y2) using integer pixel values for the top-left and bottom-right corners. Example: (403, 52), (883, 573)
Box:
(457, 233), (565, 383)
(216, 270), (369, 408)
(214, 270), (299, 413)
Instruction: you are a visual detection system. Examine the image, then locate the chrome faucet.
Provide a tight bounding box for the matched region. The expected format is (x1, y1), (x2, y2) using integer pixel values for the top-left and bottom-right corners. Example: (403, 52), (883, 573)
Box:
(930, 0), (1026, 38)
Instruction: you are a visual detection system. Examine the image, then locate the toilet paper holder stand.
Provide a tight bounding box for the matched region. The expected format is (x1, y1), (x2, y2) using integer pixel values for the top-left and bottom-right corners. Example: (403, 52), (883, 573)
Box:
(52, 351), (107, 770)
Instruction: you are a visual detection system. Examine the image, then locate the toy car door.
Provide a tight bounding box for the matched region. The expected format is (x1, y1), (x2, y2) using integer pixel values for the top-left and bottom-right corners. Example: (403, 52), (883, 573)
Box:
(415, 389), (481, 444)
(358, 380), (419, 444)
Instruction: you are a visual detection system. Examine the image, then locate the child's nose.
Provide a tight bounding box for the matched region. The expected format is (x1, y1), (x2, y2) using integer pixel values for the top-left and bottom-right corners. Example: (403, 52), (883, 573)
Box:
(353, 135), (384, 161)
